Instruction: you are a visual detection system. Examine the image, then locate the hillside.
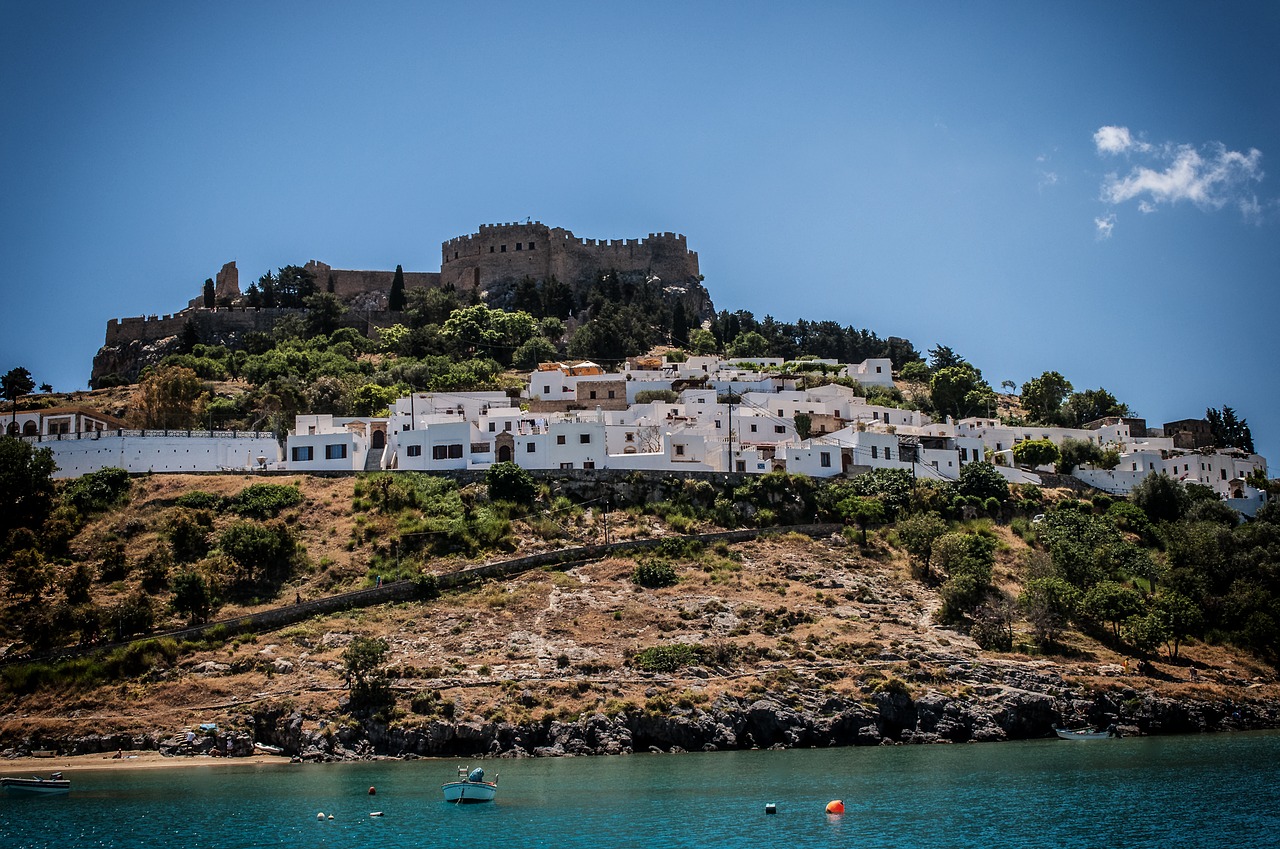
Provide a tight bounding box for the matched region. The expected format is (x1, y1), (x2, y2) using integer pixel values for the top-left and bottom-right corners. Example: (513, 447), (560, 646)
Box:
(2, 470), (1277, 759)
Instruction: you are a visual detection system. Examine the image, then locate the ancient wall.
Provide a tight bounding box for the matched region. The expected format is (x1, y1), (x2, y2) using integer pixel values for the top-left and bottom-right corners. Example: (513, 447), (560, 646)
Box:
(303, 261), (440, 302)
(439, 221), (701, 292)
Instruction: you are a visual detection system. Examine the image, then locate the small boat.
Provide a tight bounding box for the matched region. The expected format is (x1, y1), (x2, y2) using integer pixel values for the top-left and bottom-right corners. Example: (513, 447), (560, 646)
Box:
(253, 743), (284, 755)
(1055, 725), (1118, 740)
(2, 773), (71, 795)
(442, 766), (498, 803)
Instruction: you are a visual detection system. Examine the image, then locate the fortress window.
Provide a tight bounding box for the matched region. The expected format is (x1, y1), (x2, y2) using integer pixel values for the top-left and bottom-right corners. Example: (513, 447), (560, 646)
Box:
(454, 252), (458, 259)
(515, 243), (522, 250)
(501, 245), (507, 252)
(490, 246), (495, 253)
(528, 242), (535, 250)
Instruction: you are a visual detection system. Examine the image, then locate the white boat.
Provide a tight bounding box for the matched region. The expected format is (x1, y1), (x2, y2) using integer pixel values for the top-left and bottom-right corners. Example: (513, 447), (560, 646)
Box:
(442, 766), (498, 803)
(2, 773), (71, 795)
(1055, 725), (1117, 740)
(253, 743), (284, 755)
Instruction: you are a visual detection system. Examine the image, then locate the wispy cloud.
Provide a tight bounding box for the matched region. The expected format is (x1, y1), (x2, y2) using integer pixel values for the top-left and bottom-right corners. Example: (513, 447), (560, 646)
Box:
(1093, 126), (1265, 231)
(1094, 214), (1115, 240)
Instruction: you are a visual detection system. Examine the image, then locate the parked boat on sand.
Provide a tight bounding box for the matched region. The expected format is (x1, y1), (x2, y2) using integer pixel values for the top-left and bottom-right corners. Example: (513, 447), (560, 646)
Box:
(1055, 724), (1119, 740)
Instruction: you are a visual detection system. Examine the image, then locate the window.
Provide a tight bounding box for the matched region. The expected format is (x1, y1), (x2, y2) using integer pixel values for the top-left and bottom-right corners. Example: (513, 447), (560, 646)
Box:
(960, 448), (968, 461)
(490, 246), (495, 253)
(291, 446), (313, 462)
(885, 447), (892, 460)
(488, 422), (496, 432)
(325, 444), (347, 460)
(448, 444), (463, 459)
(526, 442), (536, 453)
(515, 243), (522, 250)
(873, 411), (880, 420)
(607, 390), (615, 399)
(557, 434), (566, 445)
(871, 446), (879, 459)
(433, 445), (448, 460)
(715, 420), (722, 429)
(750, 424), (758, 433)
(736, 461), (746, 472)
(625, 432), (634, 442)
(407, 445), (422, 457)
(589, 390), (597, 400)
(583, 461), (595, 469)
(504, 422), (512, 431)
(1221, 469), (1228, 480)
(675, 444), (685, 456)
(820, 451), (831, 468)
(543, 385), (551, 394)
(528, 242), (535, 250)
(560, 462), (573, 470)
(774, 425), (786, 434)
(579, 433), (591, 444)
(777, 409), (784, 416)
(876, 366), (882, 373)
(501, 244), (507, 252)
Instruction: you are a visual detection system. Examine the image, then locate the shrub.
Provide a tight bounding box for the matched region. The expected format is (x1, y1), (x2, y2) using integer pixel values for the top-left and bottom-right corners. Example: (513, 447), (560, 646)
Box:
(631, 643), (700, 672)
(218, 519), (298, 589)
(632, 559), (678, 589)
(175, 490), (225, 511)
(228, 483), (303, 518)
(62, 467), (131, 514)
(486, 461), (536, 505)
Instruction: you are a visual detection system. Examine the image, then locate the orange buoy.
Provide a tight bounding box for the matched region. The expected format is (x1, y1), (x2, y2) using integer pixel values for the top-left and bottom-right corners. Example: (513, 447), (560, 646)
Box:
(368, 786), (377, 795)
(825, 800), (845, 815)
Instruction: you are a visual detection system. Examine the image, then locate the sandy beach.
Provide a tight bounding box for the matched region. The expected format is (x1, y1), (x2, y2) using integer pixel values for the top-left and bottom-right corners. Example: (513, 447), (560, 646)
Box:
(1, 750), (292, 775)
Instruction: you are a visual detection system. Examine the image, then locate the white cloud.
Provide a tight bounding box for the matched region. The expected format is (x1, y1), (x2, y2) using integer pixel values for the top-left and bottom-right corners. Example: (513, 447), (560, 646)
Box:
(1093, 128), (1266, 223)
(1094, 214), (1116, 239)
(1094, 125), (1142, 155)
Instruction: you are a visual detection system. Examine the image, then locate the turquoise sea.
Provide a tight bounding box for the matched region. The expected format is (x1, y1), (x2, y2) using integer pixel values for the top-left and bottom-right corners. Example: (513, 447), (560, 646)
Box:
(4, 732), (1278, 849)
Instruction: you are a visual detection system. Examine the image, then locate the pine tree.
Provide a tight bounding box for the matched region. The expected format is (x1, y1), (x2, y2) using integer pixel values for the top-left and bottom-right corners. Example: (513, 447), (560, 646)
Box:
(389, 265), (406, 311)
(203, 278), (215, 308)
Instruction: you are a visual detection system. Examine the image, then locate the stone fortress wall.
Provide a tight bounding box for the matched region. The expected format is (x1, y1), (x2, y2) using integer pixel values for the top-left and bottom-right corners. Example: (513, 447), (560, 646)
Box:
(440, 221), (701, 292)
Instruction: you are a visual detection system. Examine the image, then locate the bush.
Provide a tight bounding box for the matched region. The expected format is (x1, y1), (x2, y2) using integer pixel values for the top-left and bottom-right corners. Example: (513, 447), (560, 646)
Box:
(486, 461), (536, 505)
(175, 491), (224, 511)
(62, 467), (131, 514)
(632, 559), (678, 589)
(956, 462), (1009, 503)
(218, 520), (298, 589)
(631, 643), (700, 672)
(228, 483), (303, 518)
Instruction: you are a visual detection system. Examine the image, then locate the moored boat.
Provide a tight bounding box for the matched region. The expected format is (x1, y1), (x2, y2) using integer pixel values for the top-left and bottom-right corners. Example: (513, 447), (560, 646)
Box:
(1, 773), (71, 795)
(1055, 724), (1118, 740)
(442, 766), (498, 803)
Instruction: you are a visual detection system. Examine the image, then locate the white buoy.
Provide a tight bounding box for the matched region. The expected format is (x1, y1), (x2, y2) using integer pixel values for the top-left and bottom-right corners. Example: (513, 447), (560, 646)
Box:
(316, 812), (325, 820)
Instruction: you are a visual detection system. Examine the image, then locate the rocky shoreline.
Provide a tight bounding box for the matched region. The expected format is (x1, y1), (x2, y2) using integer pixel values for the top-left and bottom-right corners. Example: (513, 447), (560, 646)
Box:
(8, 663), (1278, 762)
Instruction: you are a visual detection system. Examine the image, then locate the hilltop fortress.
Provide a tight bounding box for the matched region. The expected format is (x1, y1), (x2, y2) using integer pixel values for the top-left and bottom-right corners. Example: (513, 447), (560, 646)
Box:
(93, 222), (713, 385)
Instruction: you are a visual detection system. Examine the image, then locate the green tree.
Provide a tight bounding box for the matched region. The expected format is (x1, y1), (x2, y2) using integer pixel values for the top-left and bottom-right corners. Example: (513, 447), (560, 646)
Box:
(932, 531), (996, 622)
(218, 519), (298, 591)
(838, 495), (885, 545)
(1206, 405), (1254, 454)
(275, 265), (317, 307)
(927, 345), (967, 371)
(1012, 439), (1061, 469)
(793, 412), (813, 441)
(1132, 473), (1189, 523)
(1020, 576), (1081, 645)
(138, 365), (205, 430)
(351, 383), (400, 417)
(302, 292), (346, 336)
(203, 278), (215, 308)
(442, 305), (538, 366)
(1150, 591), (1203, 659)
(0, 438), (57, 542)
(957, 462), (1008, 503)
(686, 328), (718, 355)
(898, 511), (948, 580)
(898, 360), (930, 383)
(930, 364), (990, 419)
(726, 330), (769, 358)
(1081, 580), (1145, 642)
(1059, 388), (1130, 428)
(389, 264), (406, 311)
(171, 570), (213, 622)
(3, 366), (36, 433)
(512, 336), (558, 371)
(343, 636), (392, 709)
(1055, 437), (1103, 474)
(1020, 371), (1073, 424)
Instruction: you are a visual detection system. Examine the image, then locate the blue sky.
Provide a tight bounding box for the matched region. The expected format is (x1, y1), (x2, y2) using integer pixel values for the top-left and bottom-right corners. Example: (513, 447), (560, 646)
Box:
(2, 1), (1278, 460)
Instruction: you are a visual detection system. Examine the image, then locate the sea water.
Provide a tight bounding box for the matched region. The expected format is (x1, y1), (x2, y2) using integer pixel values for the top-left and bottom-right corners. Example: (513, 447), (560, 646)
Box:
(4, 731), (1278, 849)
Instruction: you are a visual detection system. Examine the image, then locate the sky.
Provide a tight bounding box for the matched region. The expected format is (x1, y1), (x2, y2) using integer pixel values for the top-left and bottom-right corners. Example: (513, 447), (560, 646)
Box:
(2, 1), (1278, 460)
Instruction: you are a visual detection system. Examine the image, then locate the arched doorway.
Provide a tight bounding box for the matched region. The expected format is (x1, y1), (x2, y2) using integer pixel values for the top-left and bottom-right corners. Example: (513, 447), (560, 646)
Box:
(497, 444), (512, 462)
(22, 421), (38, 436)
(371, 429), (386, 450)
(5, 422), (17, 436)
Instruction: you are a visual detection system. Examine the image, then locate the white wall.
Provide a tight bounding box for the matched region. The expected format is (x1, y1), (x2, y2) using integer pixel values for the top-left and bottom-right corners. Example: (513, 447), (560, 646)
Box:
(35, 433), (282, 478)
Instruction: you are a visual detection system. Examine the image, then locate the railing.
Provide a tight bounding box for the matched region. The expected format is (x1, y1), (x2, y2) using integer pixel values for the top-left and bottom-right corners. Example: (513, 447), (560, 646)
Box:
(18, 429), (275, 443)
